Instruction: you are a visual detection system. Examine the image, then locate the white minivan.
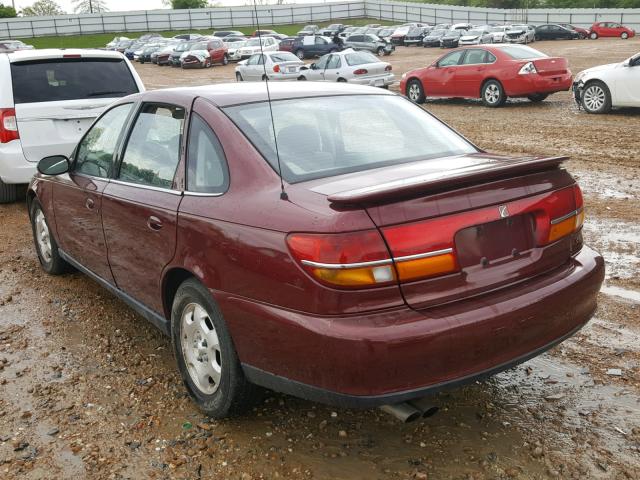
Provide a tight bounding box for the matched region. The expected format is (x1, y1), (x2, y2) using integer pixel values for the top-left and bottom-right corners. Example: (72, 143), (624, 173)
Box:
(0, 49), (145, 202)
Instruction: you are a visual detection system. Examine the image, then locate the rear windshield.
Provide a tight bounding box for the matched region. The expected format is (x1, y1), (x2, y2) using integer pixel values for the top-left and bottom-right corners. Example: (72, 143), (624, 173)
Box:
(223, 95), (476, 183)
(270, 52), (299, 62)
(345, 51), (378, 66)
(11, 58), (139, 104)
(500, 45), (548, 59)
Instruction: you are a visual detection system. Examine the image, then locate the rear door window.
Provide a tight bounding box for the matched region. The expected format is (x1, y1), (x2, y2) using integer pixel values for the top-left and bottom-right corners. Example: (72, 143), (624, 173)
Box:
(118, 104), (185, 189)
(186, 113), (229, 194)
(10, 58), (139, 104)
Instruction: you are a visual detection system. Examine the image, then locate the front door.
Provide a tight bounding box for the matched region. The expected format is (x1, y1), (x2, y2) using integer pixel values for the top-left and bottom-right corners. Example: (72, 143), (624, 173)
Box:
(428, 50), (465, 96)
(612, 57), (640, 106)
(323, 54), (342, 81)
(101, 102), (186, 314)
(52, 102), (135, 283)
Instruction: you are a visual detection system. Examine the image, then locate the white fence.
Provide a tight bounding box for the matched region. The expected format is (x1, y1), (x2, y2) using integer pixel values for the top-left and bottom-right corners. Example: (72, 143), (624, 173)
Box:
(1, 1), (639, 40)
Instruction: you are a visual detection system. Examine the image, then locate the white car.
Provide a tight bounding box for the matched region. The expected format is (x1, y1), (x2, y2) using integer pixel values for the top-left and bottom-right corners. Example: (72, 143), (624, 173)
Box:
(235, 51), (304, 81)
(0, 49), (145, 203)
(226, 40), (247, 62)
(489, 26), (511, 43)
(236, 37), (279, 60)
(459, 28), (494, 45)
(573, 52), (640, 114)
(298, 49), (394, 88)
(505, 24), (536, 44)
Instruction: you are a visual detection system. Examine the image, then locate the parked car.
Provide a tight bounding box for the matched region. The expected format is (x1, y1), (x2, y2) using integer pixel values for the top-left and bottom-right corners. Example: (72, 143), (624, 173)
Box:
(505, 25), (536, 44)
(124, 41), (147, 60)
(404, 27), (431, 46)
(451, 23), (473, 31)
(422, 29), (447, 47)
(105, 36), (130, 49)
(559, 24), (589, 39)
(339, 26), (358, 38)
(298, 49), (394, 87)
(226, 40), (247, 62)
(139, 42), (168, 64)
(0, 49), (144, 203)
(0, 40), (34, 53)
(236, 37), (279, 59)
(489, 25), (511, 43)
(320, 24), (346, 36)
(390, 26), (412, 46)
(290, 36), (341, 60)
(138, 33), (162, 42)
(573, 52), (640, 113)
(27, 82), (604, 418)
(201, 37), (229, 66)
(297, 25), (320, 36)
(213, 30), (244, 38)
(344, 33), (394, 56)
(170, 41), (198, 67)
(376, 27), (396, 42)
(180, 42), (214, 69)
(155, 43), (180, 65)
(589, 22), (635, 39)
(459, 28), (494, 46)
(252, 30), (278, 37)
(440, 30), (464, 48)
(235, 51), (304, 81)
(173, 33), (203, 41)
(401, 45), (572, 107)
(535, 24), (580, 41)
(114, 40), (134, 53)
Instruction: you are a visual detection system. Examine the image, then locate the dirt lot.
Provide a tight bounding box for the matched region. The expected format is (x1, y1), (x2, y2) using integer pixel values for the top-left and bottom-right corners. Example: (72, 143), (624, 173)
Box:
(1, 38), (639, 480)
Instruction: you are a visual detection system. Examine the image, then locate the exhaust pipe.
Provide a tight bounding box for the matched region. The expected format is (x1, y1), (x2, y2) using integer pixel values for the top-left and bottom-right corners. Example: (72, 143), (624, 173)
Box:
(408, 397), (439, 418)
(379, 403), (422, 423)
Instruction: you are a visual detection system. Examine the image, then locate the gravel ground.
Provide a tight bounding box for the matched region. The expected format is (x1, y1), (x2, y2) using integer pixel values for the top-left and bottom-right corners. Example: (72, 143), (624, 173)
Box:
(0, 38), (639, 480)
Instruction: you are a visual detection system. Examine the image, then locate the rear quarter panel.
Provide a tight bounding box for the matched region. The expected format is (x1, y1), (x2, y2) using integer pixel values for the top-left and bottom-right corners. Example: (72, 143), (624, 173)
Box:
(0, 54), (14, 107)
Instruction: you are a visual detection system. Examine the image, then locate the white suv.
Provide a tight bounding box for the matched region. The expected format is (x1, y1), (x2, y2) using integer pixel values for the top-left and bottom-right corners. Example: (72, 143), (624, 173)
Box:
(0, 49), (145, 202)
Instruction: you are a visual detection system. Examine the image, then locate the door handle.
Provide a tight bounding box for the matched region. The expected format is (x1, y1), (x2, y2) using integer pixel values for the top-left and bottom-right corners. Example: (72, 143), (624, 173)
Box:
(147, 216), (163, 231)
(85, 198), (95, 210)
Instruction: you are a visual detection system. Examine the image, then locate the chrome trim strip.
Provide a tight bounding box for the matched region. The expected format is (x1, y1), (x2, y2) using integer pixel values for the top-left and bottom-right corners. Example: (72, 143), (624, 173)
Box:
(299, 248), (454, 270)
(550, 208), (582, 225)
(110, 179), (182, 195)
(183, 191), (224, 197)
(394, 248), (454, 263)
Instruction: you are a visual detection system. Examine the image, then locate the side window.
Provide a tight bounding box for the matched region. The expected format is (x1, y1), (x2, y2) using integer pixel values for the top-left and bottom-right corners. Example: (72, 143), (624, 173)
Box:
(257, 54), (265, 65)
(119, 104), (185, 189)
(75, 103), (132, 178)
(462, 49), (486, 65)
(327, 55), (341, 69)
(315, 37), (327, 45)
(247, 55), (259, 66)
(438, 50), (464, 67)
(485, 51), (497, 63)
(186, 113), (229, 194)
(315, 55), (330, 69)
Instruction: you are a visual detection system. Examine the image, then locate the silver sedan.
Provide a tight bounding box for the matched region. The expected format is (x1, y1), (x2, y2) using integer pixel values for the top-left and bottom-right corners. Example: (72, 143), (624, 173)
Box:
(297, 49), (394, 88)
(235, 51), (304, 82)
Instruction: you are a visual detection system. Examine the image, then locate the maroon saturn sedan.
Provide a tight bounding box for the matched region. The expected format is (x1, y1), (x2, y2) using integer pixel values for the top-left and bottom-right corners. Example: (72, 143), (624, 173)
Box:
(27, 83), (604, 419)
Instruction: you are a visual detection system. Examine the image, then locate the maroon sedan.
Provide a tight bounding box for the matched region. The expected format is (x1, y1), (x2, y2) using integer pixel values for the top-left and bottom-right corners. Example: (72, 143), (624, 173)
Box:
(401, 44), (573, 107)
(28, 83), (604, 419)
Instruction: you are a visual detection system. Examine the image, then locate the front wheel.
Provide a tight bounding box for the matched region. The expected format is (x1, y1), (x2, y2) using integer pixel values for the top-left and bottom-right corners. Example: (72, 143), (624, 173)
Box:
(621, 32), (629, 39)
(406, 79), (425, 104)
(527, 93), (548, 103)
(295, 49), (305, 60)
(482, 80), (506, 107)
(171, 279), (257, 418)
(0, 179), (17, 204)
(30, 200), (69, 275)
(590, 32), (598, 39)
(581, 80), (612, 114)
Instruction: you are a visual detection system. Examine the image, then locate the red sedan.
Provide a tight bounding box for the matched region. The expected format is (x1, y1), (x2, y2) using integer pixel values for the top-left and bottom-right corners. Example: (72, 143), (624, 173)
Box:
(27, 84), (603, 419)
(401, 44), (573, 107)
(589, 22), (635, 39)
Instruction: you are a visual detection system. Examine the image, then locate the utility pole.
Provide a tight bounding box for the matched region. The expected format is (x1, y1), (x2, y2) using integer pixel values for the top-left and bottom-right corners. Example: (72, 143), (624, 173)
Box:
(89, 0), (94, 14)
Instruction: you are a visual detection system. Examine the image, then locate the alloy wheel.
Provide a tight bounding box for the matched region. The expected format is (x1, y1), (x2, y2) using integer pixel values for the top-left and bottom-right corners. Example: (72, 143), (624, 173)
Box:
(35, 209), (52, 263)
(180, 302), (223, 395)
(583, 85), (606, 111)
(408, 83), (421, 102)
(484, 84), (500, 104)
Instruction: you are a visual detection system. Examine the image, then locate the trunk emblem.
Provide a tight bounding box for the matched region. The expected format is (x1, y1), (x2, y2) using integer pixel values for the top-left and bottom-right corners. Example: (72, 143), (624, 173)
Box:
(498, 205), (509, 218)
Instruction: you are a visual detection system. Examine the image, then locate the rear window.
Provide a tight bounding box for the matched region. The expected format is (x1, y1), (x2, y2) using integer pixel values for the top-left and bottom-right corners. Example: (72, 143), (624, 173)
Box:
(500, 45), (548, 59)
(10, 58), (139, 104)
(270, 52), (299, 62)
(223, 95), (476, 183)
(345, 51), (378, 66)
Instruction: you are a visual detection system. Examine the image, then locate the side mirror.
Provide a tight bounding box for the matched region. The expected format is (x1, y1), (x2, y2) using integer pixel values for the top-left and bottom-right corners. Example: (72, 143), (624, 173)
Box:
(37, 155), (69, 176)
(310, 63), (316, 70)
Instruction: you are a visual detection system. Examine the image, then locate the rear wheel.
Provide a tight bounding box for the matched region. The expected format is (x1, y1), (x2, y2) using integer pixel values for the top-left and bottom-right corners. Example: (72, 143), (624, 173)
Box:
(590, 32), (598, 39)
(581, 80), (611, 114)
(482, 80), (506, 107)
(295, 49), (305, 60)
(0, 179), (17, 204)
(376, 47), (385, 56)
(527, 93), (548, 103)
(29, 200), (69, 275)
(171, 279), (257, 418)
(621, 32), (629, 39)
(337, 77), (347, 83)
(578, 33), (586, 39)
(235, 72), (243, 82)
(297, 75), (307, 81)
(406, 79), (425, 104)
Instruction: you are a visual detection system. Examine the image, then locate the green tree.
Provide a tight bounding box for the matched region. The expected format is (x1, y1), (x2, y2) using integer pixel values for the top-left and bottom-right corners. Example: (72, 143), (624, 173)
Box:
(0, 3), (17, 18)
(169, 0), (210, 8)
(21, 0), (65, 16)
(72, 0), (109, 13)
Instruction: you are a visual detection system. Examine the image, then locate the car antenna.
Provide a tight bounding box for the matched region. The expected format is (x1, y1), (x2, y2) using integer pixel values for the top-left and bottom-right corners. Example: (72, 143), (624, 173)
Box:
(251, 0), (288, 201)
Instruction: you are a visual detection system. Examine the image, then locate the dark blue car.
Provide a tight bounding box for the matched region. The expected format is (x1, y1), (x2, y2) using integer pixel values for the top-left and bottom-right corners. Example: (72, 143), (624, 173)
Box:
(289, 36), (342, 60)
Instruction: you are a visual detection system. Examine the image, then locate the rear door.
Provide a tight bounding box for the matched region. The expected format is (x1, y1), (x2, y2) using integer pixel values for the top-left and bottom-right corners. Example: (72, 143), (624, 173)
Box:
(10, 56), (142, 163)
(456, 49), (492, 97)
(101, 102), (186, 314)
(323, 54), (342, 81)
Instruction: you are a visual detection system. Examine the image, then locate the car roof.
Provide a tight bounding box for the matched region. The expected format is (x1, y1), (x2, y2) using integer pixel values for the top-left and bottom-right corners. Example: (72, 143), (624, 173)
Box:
(127, 82), (393, 108)
(7, 48), (127, 62)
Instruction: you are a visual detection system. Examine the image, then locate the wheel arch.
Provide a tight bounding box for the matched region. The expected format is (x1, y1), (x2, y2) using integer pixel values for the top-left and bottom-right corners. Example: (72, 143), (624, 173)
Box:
(479, 77), (502, 97)
(162, 267), (201, 321)
(582, 77), (614, 107)
(404, 76), (422, 94)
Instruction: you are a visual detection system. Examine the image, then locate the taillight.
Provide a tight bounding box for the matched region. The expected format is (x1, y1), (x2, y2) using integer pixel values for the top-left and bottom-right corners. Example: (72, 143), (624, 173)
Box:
(287, 231), (395, 288)
(353, 68), (368, 75)
(547, 185), (584, 244)
(518, 61), (537, 75)
(385, 65), (392, 71)
(273, 64), (280, 73)
(0, 108), (19, 144)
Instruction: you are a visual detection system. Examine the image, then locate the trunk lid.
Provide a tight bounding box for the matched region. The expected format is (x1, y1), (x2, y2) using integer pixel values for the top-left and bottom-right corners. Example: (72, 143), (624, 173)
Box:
(531, 57), (569, 76)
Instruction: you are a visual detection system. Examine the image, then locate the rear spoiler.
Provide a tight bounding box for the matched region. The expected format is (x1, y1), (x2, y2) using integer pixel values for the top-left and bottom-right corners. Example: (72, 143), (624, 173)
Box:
(327, 156), (568, 205)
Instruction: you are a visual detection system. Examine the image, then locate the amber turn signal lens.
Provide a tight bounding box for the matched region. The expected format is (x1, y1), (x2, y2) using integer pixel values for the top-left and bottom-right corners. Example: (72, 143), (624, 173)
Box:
(548, 208), (584, 244)
(395, 253), (458, 282)
(312, 265), (395, 287)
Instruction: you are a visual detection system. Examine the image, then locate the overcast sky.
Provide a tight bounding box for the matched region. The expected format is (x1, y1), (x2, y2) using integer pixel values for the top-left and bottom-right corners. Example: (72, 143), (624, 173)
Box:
(11, 0), (333, 14)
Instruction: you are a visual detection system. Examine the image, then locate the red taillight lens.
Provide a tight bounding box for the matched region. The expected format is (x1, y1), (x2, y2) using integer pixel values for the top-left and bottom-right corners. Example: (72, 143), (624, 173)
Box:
(546, 185), (584, 244)
(287, 231), (395, 288)
(385, 65), (392, 71)
(353, 68), (368, 75)
(0, 108), (19, 144)
(273, 64), (280, 73)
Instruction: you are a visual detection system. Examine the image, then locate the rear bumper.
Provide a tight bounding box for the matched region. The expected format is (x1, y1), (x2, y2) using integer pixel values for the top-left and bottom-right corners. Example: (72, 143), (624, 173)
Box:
(0, 140), (35, 184)
(349, 73), (395, 87)
(266, 73), (301, 81)
(506, 72), (573, 96)
(222, 246), (604, 408)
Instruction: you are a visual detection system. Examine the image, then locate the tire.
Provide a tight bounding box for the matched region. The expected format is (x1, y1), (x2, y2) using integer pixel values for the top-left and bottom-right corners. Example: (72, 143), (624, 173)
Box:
(171, 278), (257, 418)
(579, 33), (586, 40)
(297, 75), (307, 81)
(295, 49), (305, 60)
(376, 47), (385, 56)
(581, 80), (612, 114)
(29, 199), (69, 275)
(261, 74), (267, 82)
(527, 93), (548, 103)
(406, 79), (425, 104)
(337, 77), (347, 83)
(204, 59), (211, 68)
(0, 179), (17, 204)
(621, 32), (629, 39)
(235, 72), (243, 82)
(481, 80), (506, 107)
(222, 54), (229, 65)
(590, 32), (598, 40)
